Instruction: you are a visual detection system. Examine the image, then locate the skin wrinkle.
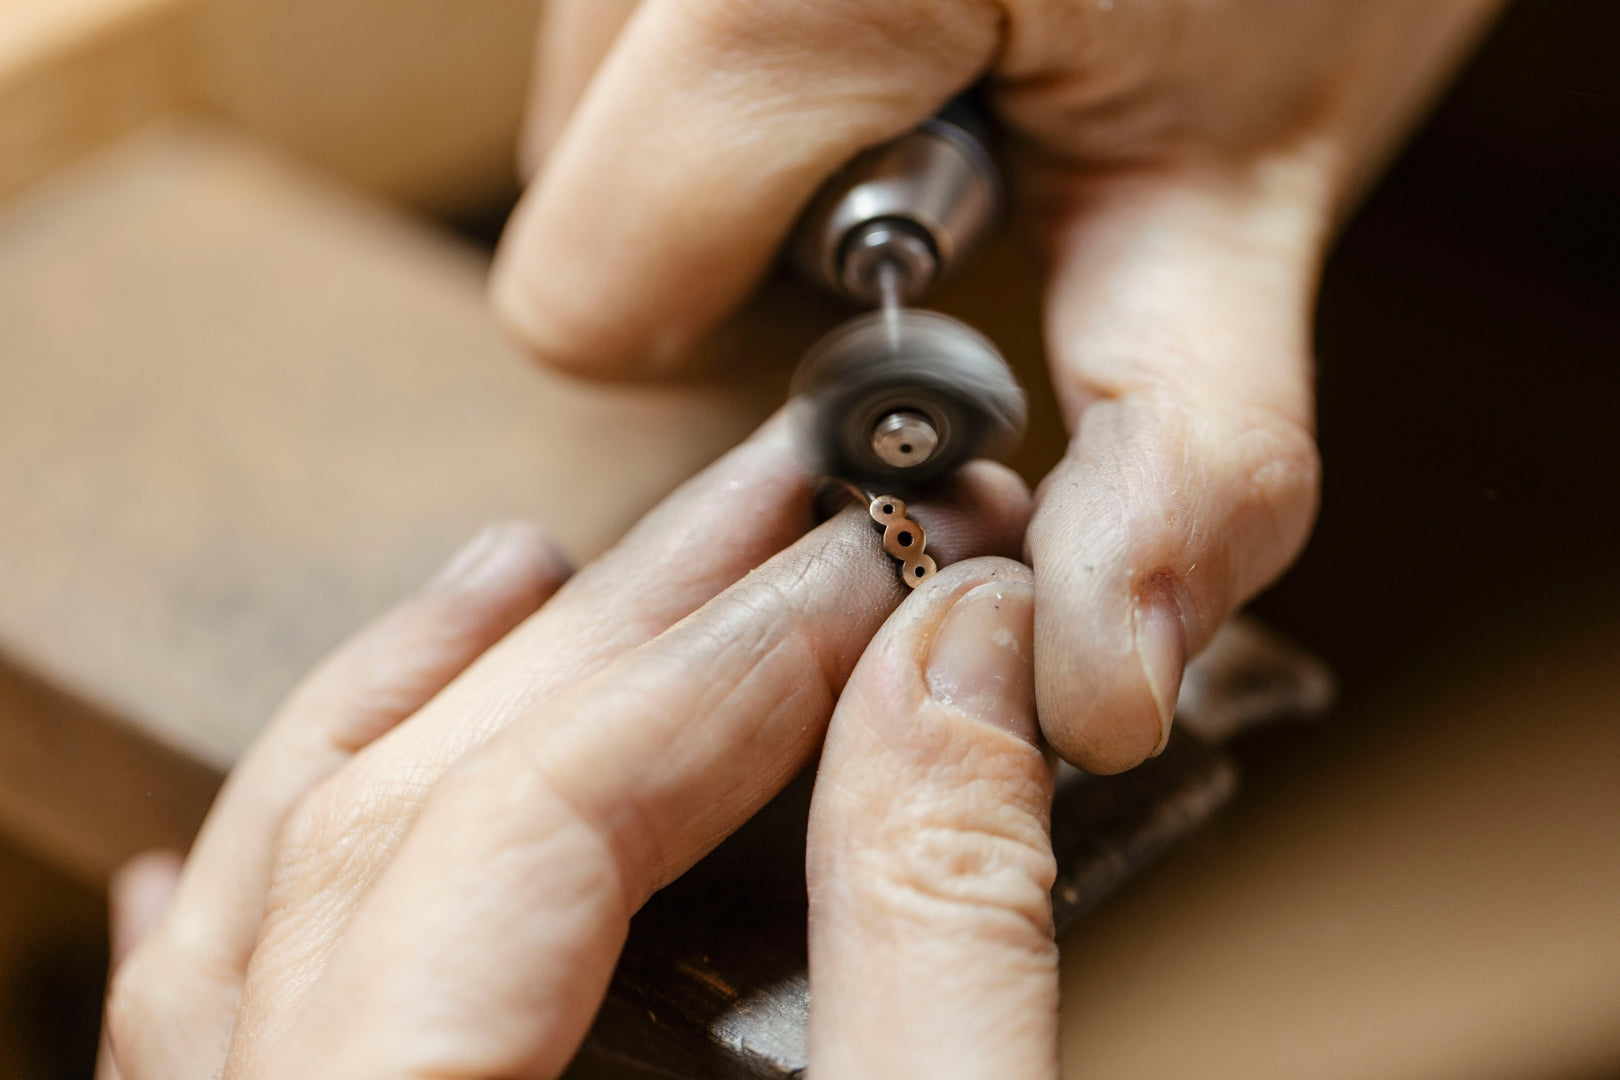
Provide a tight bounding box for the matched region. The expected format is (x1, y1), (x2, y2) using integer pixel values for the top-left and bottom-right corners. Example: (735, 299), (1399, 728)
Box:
(555, 637), (822, 896)
(693, 0), (1000, 93)
(644, 520), (890, 735)
(1056, 392), (1317, 547)
(269, 780), (403, 897)
(574, 519), (904, 889)
(1002, 2), (1398, 164)
(859, 851), (1056, 948)
(260, 802), (622, 1080)
(868, 774), (1053, 896)
(491, 742), (644, 928)
(861, 838), (1056, 933)
(1129, 405), (1300, 608)
(458, 500), (967, 931)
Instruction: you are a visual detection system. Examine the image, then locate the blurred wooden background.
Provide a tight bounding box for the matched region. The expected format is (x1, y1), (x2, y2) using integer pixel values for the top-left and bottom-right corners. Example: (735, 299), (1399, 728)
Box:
(0, 1), (1616, 1078)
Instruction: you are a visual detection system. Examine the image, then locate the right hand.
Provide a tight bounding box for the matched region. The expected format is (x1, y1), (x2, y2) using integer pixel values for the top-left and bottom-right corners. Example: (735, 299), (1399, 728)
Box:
(490, 0), (1504, 773)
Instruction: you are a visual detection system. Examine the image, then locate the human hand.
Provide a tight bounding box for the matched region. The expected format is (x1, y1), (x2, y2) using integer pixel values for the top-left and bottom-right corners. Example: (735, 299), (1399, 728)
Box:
(100, 415), (1053, 1078)
(490, 0), (1502, 772)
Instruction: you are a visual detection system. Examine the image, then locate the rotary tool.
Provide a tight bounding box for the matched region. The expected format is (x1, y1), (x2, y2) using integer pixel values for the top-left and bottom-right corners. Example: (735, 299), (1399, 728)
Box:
(788, 99), (1028, 491)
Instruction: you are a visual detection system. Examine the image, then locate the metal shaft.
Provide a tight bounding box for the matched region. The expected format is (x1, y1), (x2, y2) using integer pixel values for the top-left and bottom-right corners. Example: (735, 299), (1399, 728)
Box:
(876, 258), (903, 344)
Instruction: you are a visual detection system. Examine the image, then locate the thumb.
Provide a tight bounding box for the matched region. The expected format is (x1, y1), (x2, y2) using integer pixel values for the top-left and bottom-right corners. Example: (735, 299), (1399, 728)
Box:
(1027, 153), (1329, 773)
(490, 0), (1000, 377)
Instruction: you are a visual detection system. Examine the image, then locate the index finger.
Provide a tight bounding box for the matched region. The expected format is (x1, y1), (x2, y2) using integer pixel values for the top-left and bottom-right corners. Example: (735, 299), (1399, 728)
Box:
(490, 0), (1000, 376)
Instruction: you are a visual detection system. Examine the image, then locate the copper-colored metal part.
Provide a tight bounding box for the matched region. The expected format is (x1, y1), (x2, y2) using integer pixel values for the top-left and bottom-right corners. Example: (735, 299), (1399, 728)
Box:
(818, 480), (938, 588)
(867, 494), (936, 588)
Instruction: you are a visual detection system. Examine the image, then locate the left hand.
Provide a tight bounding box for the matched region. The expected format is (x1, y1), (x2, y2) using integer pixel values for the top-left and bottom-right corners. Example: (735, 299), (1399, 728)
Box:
(99, 416), (1053, 1078)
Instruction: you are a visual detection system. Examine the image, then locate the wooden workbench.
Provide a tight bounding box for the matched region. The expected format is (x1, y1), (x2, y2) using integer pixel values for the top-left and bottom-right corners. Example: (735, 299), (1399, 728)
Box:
(0, 2), (1616, 1077)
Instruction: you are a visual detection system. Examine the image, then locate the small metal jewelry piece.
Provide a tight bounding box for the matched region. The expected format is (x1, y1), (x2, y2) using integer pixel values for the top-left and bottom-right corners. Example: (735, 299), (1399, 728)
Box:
(868, 493), (937, 588)
(822, 479), (937, 589)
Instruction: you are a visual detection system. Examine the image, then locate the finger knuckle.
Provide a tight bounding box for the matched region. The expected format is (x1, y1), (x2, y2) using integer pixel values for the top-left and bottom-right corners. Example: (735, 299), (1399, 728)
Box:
(271, 786), (346, 883)
(1204, 402), (1322, 570)
(432, 748), (639, 917)
(713, 564), (848, 693)
(268, 777), (415, 914)
(1220, 401), (1319, 495)
(1089, 392), (1322, 579)
(845, 767), (1057, 942)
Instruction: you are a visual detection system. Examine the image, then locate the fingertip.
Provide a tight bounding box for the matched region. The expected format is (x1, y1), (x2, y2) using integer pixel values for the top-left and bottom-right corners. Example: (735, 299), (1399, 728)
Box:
(489, 208), (711, 382)
(921, 460), (1035, 566)
(491, 520), (576, 597)
(1041, 566), (1190, 773)
(914, 555), (1036, 609)
(1034, 657), (1167, 775)
(426, 520), (572, 607)
(957, 458), (1037, 527)
(1027, 527), (1176, 774)
(488, 250), (625, 380)
(109, 851), (182, 964)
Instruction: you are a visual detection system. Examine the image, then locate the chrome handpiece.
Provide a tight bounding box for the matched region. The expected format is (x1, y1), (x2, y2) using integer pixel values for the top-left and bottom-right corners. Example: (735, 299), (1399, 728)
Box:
(788, 103), (1027, 490)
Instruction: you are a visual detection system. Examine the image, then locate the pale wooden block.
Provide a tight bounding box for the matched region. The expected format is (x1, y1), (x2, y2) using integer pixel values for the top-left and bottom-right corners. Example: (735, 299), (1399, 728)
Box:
(193, 0), (542, 216)
(0, 122), (779, 878)
(0, 0), (195, 202)
(0, 0), (544, 218)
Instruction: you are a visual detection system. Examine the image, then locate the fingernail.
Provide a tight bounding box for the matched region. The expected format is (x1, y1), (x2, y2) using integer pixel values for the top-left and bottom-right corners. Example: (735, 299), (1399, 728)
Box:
(426, 523), (533, 594)
(1134, 578), (1187, 757)
(925, 580), (1037, 741)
